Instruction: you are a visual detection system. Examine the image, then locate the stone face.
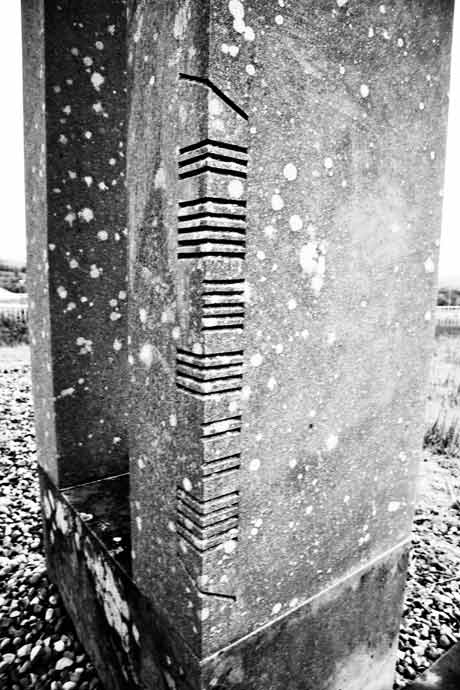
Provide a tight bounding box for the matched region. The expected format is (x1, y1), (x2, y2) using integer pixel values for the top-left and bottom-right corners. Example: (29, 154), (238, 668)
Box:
(128, 0), (453, 660)
(23, 0), (129, 487)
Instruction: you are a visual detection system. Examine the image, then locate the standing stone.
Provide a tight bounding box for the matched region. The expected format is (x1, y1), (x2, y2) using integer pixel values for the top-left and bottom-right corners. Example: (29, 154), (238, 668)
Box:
(22, 1), (454, 689)
(128, 0), (454, 684)
(23, 0), (128, 487)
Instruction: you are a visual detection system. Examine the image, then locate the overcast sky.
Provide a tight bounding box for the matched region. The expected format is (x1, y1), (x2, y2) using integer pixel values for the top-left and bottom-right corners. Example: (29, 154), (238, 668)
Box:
(1, 2), (459, 285)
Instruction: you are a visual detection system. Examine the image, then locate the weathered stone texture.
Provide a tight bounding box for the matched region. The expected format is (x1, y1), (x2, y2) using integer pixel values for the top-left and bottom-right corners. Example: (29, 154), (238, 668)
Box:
(23, 0), (129, 487)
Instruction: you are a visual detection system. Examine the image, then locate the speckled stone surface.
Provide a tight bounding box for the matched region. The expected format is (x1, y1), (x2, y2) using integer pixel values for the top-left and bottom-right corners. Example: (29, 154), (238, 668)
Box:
(23, 0), (129, 487)
(128, 0), (453, 661)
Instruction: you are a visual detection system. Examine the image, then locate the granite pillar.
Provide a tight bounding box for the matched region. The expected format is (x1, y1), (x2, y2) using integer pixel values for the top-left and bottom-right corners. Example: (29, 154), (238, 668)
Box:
(128, 0), (453, 683)
(22, 0), (128, 488)
(22, 1), (454, 689)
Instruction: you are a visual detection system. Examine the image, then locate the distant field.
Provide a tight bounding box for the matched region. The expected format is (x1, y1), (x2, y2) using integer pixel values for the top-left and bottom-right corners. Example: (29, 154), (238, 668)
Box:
(426, 330), (460, 453)
(0, 344), (30, 367)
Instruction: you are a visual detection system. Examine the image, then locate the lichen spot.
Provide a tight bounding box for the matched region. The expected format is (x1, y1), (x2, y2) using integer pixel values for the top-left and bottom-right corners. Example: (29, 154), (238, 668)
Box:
(97, 230), (108, 241)
(271, 193), (284, 211)
(360, 84), (370, 98)
(249, 458), (260, 472)
(228, 179), (244, 199)
(90, 72), (105, 91)
(283, 163), (297, 181)
(388, 501), (401, 512)
(325, 434), (338, 451)
(183, 477), (193, 492)
(272, 602), (282, 614)
(169, 414), (177, 427)
(139, 343), (154, 368)
(287, 298), (297, 310)
(57, 286), (68, 299)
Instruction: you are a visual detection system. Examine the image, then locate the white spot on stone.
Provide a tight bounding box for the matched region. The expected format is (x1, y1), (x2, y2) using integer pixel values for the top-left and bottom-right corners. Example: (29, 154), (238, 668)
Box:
(283, 163), (297, 181)
(57, 286), (68, 299)
(424, 257), (435, 273)
(249, 458), (260, 472)
(89, 264), (101, 279)
(287, 298), (297, 310)
(228, 179), (244, 198)
(325, 434), (338, 451)
(183, 477), (192, 492)
(64, 212), (76, 227)
(275, 15), (284, 25)
(97, 230), (109, 241)
(139, 308), (147, 324)
(360, 84), (370, 98)
(223, 540), (237, 554)
(250, 352), (263, 367)
(246, 64), (256, 76)
(241, 385), (251, 401)
(79, 207), (94, 223)
(267, 376), (277, 390)
(90, 72), (105, 91)
(272, 602), (282, 614)
(169, 414), (177, 427)
(271, 194), (284, 211)
(388, 501), (401, 512)
(289, 215), (303, 232)
(323, 157), (333, 169)
(139, 343), (154, 368)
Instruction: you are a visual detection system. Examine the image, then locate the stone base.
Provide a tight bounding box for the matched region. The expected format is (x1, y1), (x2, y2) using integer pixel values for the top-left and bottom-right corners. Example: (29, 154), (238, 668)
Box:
(41, 469), (408, 690)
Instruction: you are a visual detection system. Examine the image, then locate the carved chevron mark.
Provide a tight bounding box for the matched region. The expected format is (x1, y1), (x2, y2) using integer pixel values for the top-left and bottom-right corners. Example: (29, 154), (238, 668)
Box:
(179, 73), (248, 120)
(176, 486), (239, 553)
(176, 349), (243, 396)
(178, 141), (248, 180)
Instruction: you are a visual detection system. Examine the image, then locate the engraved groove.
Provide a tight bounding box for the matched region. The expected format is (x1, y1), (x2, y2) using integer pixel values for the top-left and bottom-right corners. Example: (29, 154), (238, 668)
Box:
(175, 80), (249, 592)
(179, 73), (248, 121)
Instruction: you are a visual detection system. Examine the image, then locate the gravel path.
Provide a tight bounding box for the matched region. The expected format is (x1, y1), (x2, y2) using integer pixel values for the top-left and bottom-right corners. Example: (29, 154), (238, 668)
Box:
(0, 351), (460, 689)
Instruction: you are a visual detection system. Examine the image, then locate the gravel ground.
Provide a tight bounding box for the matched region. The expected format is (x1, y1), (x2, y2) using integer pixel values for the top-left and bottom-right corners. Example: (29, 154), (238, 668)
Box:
(0, 355), (102, 690)
(395, 452), (460, 687)
(1, 349), (460, 689)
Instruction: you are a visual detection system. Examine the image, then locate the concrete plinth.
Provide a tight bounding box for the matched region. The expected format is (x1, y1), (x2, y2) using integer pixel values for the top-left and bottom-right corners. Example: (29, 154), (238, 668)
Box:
(22, 1), (454, 689)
